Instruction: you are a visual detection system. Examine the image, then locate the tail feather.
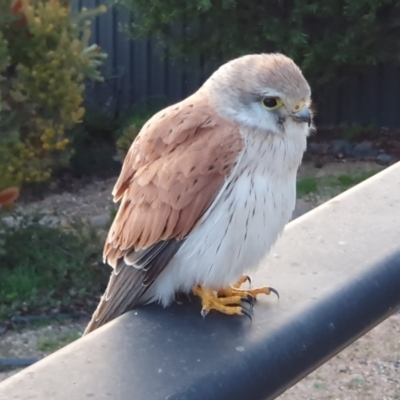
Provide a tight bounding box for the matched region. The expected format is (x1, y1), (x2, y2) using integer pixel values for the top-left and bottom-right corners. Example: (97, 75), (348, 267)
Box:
(83, 263), (149, 336)
(84, 239), (184, 336)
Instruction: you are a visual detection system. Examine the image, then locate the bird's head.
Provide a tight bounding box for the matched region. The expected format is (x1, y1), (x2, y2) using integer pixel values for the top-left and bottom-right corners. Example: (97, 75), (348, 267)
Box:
(203, 53), (313, 136)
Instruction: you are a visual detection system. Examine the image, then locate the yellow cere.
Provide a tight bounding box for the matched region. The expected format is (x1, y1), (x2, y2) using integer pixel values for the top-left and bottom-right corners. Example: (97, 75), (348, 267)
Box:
(293, 101), (305, 113)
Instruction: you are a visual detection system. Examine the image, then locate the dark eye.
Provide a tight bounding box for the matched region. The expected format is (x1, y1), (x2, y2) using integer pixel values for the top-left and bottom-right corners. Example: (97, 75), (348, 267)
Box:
(261, 97), (282, 110)
(263, 98), (277, 108)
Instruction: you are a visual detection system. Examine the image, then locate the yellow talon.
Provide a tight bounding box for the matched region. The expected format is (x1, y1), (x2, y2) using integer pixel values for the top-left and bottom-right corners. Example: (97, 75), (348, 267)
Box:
(192, 286), (252, 319)
(192, 275), (278, 320)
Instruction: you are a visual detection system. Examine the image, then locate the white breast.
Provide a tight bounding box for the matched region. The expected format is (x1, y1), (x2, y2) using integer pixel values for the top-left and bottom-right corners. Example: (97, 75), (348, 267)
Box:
(150, 126), (307, 306)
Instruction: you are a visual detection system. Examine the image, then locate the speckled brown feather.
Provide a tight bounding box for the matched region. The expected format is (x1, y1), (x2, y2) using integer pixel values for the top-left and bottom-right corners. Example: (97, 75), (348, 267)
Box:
(104, 91), (244, 268)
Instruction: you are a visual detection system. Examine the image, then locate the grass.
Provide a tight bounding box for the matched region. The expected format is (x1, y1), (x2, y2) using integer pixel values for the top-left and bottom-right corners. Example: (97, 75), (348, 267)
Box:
(36, 329), (81, 352)
(297, 176), (318, 197)
(297, 170), (381, 198)
(0, 213), (109, 322)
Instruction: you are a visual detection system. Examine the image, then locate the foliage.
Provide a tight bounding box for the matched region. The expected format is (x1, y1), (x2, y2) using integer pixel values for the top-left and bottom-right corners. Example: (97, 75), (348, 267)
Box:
(115, 124), (140, 162)
(0, 0), (107, 191)
(0, 28), (20, 155)
(0, 187), (19, 255)
(120, 0), (400, 88)
(115, 110), (156, 161)
(62, 108), (123, 178)
(342, 124), (376, 141)
(0, 213), (109, 321)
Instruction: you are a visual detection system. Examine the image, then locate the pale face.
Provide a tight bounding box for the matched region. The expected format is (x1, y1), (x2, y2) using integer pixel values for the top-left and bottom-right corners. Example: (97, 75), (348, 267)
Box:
(205, 53), (312, 136)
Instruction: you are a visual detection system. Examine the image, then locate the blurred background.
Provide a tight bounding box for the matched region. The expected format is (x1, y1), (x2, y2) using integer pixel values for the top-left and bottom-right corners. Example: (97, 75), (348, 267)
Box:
(1, 0), (399, 397)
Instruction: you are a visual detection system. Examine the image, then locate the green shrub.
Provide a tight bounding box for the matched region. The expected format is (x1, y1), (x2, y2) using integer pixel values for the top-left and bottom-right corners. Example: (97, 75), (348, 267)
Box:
(342, 124), (376, 141)
(115, 124), (140, 162)
(0, 187), (20, 256)
(0, 214), (109, 321)
(114, 110), (157, 161)
(0, 0), (107, 190)
(62, 108), (123, 178)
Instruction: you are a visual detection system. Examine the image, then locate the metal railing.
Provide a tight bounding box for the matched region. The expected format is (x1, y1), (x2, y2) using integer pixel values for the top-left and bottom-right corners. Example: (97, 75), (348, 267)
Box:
(1, 163), (400, 400)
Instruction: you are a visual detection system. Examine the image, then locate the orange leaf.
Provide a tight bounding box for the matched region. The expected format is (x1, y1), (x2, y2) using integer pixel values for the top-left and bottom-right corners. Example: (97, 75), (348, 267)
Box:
(10, 0), (28, 27)
(0, 187), (20, 206)
(11, 0), (24, 14)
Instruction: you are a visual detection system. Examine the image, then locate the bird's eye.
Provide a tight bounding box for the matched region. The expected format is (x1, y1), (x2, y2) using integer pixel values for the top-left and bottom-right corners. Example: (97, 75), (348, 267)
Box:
(261, 97), (282, 110)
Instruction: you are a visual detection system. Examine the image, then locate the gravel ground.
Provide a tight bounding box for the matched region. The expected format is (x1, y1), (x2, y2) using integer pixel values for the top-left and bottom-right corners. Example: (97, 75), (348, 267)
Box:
(280, 314), (400, 399)
(0, 321), (85, 380)
(1, 159), (397, 399)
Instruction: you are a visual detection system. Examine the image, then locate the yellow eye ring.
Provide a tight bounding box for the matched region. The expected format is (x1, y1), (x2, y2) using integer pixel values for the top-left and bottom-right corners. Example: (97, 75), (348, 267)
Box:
(261, 97), (283, 110)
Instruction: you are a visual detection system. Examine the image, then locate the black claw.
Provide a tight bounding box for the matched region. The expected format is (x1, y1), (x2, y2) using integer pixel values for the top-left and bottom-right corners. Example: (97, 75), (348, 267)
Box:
(269, 287), (280, 299)
(240, 297), (251, 306)
(201, 308), (209, 318)
(240, 297), (253, 309)
(244, 275), (252, 285)
(241, 307), (252, 322)
(241, 294), (255, 308)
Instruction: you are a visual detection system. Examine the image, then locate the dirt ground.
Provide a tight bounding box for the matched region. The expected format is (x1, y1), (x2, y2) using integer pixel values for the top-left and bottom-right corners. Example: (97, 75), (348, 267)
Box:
(1, 159), (399, 399)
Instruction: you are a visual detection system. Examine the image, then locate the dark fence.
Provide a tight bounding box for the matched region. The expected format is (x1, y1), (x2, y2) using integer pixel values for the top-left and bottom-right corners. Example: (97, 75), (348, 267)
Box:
(79, 1), (400, 129)
(316, 65), (400, 128)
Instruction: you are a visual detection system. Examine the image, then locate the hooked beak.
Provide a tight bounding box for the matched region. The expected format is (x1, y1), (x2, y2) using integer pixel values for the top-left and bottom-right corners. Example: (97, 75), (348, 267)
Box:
(292, 107), (311, 126)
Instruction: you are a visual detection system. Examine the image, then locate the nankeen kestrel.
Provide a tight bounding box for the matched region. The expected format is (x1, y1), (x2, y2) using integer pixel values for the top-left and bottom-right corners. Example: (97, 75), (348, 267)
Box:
(84, 53), (312, 335)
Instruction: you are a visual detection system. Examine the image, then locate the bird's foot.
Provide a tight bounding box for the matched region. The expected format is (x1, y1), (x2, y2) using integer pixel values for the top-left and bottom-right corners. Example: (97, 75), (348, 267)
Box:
(218, 274), (280, 300)
(192, 286), (253, 320)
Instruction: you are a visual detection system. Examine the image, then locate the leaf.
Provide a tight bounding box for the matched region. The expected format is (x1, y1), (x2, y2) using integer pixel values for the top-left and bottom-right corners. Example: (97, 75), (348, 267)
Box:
(9, 90), (27, 103)
(0, 187), (20, 206)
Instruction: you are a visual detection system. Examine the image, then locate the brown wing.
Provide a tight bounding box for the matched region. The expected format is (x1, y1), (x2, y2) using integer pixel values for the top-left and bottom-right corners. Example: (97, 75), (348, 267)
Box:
(83, 93), (244, 335)
(104, 92), (244, 267)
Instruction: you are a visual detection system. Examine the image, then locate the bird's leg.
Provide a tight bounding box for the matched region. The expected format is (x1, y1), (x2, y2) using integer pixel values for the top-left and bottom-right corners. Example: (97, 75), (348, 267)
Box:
(192, 286), (253, 319)
(218, 275), (280, 300)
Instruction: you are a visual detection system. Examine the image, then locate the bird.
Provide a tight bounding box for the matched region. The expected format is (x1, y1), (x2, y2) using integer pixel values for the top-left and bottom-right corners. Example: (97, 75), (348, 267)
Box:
(83, 53), (312, 335)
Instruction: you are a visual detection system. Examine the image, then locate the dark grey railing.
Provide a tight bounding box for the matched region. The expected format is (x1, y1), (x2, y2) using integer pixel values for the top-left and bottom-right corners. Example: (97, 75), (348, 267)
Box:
(1, 163), (400, 400)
